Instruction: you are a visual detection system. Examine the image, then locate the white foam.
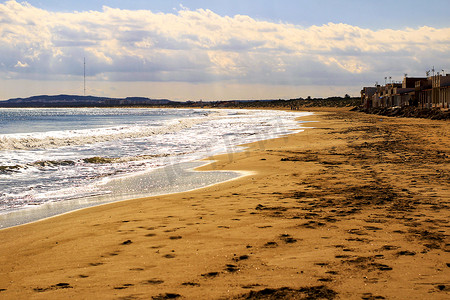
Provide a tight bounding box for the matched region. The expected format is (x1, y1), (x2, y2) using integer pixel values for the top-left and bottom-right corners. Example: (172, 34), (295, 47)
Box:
(0, 114), (218, 150)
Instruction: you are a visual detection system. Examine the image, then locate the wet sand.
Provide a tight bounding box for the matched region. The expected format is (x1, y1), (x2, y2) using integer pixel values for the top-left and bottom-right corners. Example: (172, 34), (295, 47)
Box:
(0, 108), (449, 299)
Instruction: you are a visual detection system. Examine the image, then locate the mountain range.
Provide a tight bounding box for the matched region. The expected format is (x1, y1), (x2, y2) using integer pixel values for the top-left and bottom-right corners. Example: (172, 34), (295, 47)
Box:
(0, 95), (174, 107)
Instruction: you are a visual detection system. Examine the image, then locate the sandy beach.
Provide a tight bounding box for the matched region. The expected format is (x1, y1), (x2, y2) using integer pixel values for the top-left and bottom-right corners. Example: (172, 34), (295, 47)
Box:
(0, 108), (449, 299)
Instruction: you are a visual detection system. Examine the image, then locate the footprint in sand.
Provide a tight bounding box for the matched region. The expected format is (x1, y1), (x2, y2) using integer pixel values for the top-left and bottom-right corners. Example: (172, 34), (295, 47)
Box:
(142, 279), (164, 285)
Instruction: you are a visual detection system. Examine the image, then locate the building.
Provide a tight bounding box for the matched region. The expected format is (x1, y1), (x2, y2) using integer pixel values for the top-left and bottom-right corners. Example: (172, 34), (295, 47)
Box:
(360, 87), (377, 109)
(432, 74), (450, 108)
(361, 73), (450, 109)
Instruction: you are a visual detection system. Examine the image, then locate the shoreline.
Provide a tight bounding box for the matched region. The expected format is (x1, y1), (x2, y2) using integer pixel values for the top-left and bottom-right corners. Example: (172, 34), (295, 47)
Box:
(0, 161), (251, 231)
(0, 108), (448, 299)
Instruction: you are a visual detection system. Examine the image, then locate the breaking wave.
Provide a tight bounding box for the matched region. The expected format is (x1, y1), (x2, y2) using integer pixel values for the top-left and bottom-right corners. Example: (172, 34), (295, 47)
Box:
(0, 114), (218, 150)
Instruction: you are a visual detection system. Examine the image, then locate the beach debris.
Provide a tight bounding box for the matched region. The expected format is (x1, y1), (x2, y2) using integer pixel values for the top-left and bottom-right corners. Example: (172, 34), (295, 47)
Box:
(33, 283), (73, 292)
(241, 284), (261, 289)
(231, 285), (337, 299)
(83, 156), (117, 164)
(263, 241), (278, 248)
(255, 204), (265, 210)
(325, 271), (338, 275)
(317, 278), (333, 282)
(364, 226), (382, 231)
(201, 272), (220, 278)
(362, 292), (386, 300)
(233, 255), (250, 262)
(181, 282), (200, 286)
(279, 234), (297, 244)
(255, 204), (288, 211)
(370, 263), (393, 271)
(347, 229), (367, 236)
(396, 250), (416, 256)
(113, 283), (134, 290)
(225, 264), (240, 273)
(152, 293), (181, 300)
(142, 279), (164, 285)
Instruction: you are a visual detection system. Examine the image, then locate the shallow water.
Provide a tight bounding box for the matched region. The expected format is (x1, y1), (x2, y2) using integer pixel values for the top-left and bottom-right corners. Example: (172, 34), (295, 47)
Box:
(0, 161), (243, 229)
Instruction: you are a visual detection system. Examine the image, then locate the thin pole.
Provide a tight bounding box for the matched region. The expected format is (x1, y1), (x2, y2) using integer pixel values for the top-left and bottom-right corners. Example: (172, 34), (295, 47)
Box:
(84, 57), (86, 96)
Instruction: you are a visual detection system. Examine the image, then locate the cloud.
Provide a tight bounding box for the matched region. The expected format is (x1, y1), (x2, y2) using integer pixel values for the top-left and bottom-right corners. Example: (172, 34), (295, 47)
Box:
(0, 0), (449, 89)
(14, 61), (29, 68)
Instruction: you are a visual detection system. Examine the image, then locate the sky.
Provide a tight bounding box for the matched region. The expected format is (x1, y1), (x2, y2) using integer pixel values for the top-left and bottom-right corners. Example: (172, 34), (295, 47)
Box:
(1, 0), (449, 101)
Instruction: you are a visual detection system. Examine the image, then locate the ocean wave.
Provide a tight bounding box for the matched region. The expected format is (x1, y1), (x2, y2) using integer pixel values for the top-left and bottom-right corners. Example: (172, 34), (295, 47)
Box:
(0, 154), (177, 175)
(0, 114), (217, 150)
(0, 165), (24, 174)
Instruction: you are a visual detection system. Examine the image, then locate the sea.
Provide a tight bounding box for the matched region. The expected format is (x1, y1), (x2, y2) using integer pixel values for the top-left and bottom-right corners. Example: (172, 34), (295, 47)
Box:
(0, 107), (312, 228)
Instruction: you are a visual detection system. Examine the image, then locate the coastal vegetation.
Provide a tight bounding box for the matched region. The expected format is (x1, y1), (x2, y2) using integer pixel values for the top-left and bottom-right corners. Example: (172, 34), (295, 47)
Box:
(0, 94), (360, 108)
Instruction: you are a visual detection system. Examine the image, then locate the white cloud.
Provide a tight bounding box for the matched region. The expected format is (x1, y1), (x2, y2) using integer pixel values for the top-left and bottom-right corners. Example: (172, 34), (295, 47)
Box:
(0, 0), (449, 93)
(14, 61), (29, 68)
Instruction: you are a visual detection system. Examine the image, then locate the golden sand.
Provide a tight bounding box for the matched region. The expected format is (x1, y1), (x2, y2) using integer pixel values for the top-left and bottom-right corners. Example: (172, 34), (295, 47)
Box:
(0, 108), (449, 299)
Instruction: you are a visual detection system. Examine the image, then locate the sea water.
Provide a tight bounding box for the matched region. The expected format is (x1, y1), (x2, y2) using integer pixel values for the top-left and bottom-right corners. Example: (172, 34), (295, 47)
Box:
(0, 108), (312, 228)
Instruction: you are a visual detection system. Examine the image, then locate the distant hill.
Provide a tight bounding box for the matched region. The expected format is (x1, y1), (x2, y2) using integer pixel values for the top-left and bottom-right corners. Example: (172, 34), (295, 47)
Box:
(0, 94), (362, 109)
(0, 95), (174, 107)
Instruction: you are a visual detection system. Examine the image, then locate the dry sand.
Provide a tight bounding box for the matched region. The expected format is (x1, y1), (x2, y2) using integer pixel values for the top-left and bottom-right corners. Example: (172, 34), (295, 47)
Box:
(0, 108), (449, 299)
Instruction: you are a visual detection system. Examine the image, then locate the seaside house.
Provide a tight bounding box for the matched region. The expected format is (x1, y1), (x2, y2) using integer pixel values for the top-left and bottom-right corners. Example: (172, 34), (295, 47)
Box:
(432, 74), (450, 108)
(416, 78), (433, 108)
(383, 83), (402, 107)
(360, 87), (377, 109)
(361, 73), (450, 109)
(392, 86), (414, 107)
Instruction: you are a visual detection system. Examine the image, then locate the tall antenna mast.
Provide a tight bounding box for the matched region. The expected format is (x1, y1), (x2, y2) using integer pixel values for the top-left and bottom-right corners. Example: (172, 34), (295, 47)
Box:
(83, 57), (86, 96)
